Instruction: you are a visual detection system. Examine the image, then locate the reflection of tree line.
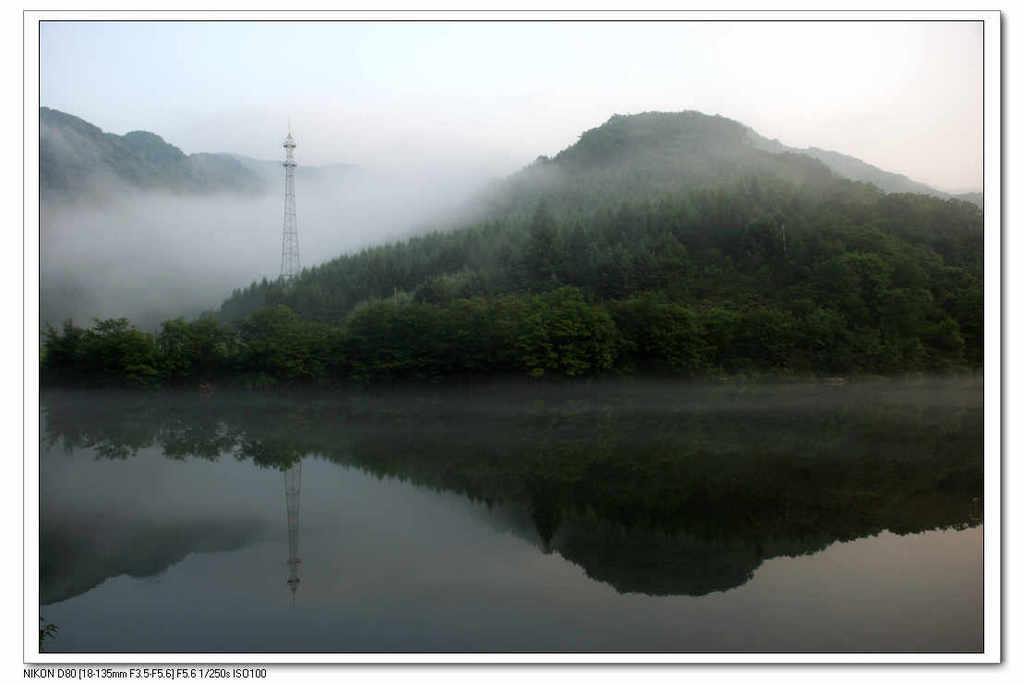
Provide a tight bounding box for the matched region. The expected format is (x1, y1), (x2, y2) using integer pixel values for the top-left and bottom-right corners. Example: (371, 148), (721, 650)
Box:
(42, 380), (982, 596)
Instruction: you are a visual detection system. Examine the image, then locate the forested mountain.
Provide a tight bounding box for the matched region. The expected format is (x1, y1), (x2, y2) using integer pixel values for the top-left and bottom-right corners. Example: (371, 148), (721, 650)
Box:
(40, 107), (268, 198)
(42, 110), (984, 386)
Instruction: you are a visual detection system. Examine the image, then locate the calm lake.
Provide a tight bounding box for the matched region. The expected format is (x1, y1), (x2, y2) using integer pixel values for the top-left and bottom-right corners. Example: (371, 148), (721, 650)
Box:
(38, 377), (984, 653)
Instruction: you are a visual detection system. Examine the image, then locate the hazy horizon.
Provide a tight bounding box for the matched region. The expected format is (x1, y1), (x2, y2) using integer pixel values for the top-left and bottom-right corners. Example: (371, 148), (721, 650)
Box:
(41, 21), (983, 194)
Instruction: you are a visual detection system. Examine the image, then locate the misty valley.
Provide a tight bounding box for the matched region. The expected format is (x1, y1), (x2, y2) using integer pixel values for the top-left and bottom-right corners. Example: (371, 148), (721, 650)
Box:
(38, 106), (985, 654)
(40, 110), (982, 388)
(40, 378), (982, 652)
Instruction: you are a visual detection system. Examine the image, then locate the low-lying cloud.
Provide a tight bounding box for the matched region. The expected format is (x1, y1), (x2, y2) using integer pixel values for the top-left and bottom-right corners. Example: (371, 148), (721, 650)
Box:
(40, 164), (491, 331)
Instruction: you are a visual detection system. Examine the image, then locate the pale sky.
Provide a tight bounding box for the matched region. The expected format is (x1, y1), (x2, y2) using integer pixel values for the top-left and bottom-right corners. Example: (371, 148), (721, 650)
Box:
(40, 21), (983, 193)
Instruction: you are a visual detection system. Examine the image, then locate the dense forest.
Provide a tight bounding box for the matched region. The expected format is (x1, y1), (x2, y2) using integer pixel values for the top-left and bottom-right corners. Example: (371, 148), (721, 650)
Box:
(41, 111), (984, 388)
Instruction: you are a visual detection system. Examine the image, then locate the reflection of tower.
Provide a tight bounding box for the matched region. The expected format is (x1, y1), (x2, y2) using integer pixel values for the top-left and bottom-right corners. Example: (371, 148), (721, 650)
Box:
(284, 462), (302, 601)
(280, 124), (301, 281)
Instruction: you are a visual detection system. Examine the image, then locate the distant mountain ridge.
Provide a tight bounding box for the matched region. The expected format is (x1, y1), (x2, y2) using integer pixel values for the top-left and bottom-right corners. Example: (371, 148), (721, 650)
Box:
(40, 106), (269, 198)
(229, 154), (360, 185)
(40, 107), (361, 200)
(41, 106), (979, 209)
(746, 128), (982, 207)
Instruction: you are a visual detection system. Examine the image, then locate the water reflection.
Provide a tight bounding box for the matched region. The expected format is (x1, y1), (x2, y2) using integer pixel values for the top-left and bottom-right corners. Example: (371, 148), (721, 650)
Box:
(40, 378), (982, 609)
(284, 462), (301, 602)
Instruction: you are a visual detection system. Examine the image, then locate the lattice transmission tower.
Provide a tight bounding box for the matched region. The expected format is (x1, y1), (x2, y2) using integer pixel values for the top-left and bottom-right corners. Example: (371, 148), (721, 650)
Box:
(280, 124), (301, 281)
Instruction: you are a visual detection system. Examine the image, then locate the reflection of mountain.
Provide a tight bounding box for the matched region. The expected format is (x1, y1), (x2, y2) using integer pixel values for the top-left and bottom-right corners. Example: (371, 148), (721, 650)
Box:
(484, 501), (769, 596)
(40, 516), (265, 605)
(554, 518), (763, 597)
(41, 379), (982, 600)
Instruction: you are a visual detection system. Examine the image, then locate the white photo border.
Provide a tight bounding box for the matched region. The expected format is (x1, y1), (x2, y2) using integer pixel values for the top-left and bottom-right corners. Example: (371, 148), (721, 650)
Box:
(22, 8), (1002, 665)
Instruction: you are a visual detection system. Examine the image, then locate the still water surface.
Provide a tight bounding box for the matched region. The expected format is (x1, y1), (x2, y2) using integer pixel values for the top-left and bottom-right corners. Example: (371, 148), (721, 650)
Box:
(39, 378), (983, 653)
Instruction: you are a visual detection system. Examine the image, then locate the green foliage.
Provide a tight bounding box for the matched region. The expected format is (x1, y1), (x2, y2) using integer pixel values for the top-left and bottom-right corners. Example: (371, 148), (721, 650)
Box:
(509, 287), (620, 378)
(209, 175), (980, 385)
(156, 316), (238, 383)
(608, 293), (706, 374)
(43, 318), (159, 387)
(341, 296), (447, 384)
(237, 305), (340, 386)
(42, 112), (982, 387)
(335, 287), (619, 383)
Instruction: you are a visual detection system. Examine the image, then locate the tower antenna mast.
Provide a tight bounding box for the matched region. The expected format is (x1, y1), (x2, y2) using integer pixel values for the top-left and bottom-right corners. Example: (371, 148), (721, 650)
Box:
(280, 124), (301, 281)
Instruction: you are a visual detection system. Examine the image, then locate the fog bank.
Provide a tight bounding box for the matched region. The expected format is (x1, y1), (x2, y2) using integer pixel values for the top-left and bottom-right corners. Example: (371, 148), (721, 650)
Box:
(41, 164), (490, 330)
